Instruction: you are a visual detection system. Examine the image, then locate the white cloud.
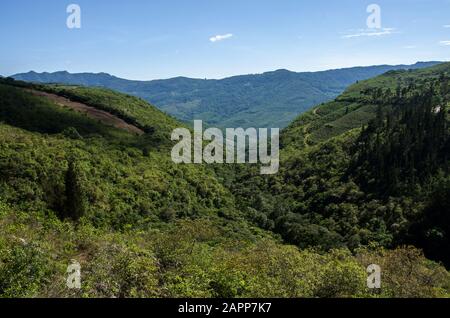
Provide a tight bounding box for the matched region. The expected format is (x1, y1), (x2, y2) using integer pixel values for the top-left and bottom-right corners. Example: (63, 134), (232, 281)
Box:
(209, 33), (233, 42)
(342, 28), (397, 39)
(439, 40), (450, 46)
(444, 25), (450, 28)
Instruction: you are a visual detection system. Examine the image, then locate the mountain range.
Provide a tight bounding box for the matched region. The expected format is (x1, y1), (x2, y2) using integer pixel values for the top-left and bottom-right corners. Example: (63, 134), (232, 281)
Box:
(12, 61), (441, 128)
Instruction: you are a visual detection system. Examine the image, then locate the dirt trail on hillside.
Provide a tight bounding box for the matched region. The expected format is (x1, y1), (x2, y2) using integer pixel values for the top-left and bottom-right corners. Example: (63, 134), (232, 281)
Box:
(27, 89), (145, 135)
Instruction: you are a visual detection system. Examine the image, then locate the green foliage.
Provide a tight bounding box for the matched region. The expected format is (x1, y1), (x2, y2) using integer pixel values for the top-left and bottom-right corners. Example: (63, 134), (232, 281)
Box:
(408, 178), (450, 266)
(0, 79), (239, 231)
(79, 243), (160, 298)
(229, 62), (450, 268)
(1, 208), (448, 298)
(356, 246), (450, 298)
(0, 239), (53, 297)
(64, 160), (87, 221)
(40, 84), (180, 143)
(0, 83), (132, 141)
(0, 122), (237, 231)
(1, 64), (449, 298)
(350, 76), (449, 196)
(12, 63), (440, 129)
(283, 62), (450, 151)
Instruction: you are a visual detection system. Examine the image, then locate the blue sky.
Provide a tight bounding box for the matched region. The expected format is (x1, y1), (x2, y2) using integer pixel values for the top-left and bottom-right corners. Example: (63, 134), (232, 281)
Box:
(1, 0), (450, 80)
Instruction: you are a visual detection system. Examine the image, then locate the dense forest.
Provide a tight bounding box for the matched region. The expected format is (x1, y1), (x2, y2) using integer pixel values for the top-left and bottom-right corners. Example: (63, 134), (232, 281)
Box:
(0, 62), (449, 298)
(230, 62), (450, 268)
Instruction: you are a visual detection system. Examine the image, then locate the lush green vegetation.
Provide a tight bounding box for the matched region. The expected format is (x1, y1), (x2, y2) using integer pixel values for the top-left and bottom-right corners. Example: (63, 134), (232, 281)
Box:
(1, 63), (449, 299)
(1, 203), (449, 298)
(13, 62), (439, 129)
(282, 62), (450, 150)
(230, 62), (450, 270)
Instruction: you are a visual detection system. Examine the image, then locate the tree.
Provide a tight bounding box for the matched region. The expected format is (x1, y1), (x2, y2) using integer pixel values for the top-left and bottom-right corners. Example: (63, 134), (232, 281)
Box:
(64, 159), (86, 221)
(409, 183), (450, 266)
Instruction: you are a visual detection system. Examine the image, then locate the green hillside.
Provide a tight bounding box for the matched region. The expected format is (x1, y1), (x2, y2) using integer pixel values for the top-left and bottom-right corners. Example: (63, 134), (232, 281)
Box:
(0, 79), (240, 227)
(282, 62), (450, 152)
(230, 62), (450, 268)
(0, 76), (449, 298)
(13, 62), (440, 129)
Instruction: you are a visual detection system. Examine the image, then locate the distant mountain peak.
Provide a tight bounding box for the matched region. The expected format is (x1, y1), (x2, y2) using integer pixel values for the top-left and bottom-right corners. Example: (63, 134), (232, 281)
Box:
(272, 69), (292, 73)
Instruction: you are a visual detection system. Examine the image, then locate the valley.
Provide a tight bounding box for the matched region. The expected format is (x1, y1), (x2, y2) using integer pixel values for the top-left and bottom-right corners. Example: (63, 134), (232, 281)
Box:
(0, 62), (449, 298)
(12, 62), (441, 129)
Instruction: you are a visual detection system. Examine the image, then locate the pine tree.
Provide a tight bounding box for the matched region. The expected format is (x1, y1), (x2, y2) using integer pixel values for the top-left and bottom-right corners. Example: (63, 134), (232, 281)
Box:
(64, 159), (86, 221)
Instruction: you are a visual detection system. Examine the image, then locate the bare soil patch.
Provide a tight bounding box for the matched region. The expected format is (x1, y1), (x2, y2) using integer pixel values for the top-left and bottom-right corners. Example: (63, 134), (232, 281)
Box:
(27, 89), (144, 135)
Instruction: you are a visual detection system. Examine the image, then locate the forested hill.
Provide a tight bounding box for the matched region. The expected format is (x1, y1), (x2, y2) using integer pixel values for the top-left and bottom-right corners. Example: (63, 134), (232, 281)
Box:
(0, 68), (449, 298)
(0, 78), (239, 224)
(282, 62), (450, 151)
(230, 62), (450, 267)
(12, 62), (440, 129)
(0, 79), (450, 298)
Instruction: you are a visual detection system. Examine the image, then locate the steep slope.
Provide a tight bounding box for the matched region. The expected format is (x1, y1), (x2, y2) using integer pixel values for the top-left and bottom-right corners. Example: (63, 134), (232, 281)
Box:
(282, 62), (450, 152)
(230, 62), (450, 266)
(27, 90), (144, 135)
(0, 78), (239, 227)
(12, 62), (441, 129)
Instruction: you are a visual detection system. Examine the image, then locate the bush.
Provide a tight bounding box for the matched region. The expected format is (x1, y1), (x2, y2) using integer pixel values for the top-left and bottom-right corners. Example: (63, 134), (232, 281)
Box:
(0, 242), (52, 297)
